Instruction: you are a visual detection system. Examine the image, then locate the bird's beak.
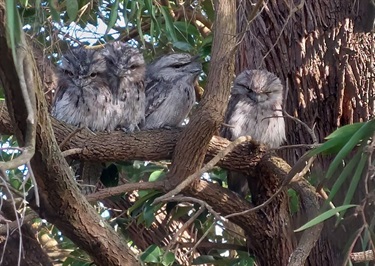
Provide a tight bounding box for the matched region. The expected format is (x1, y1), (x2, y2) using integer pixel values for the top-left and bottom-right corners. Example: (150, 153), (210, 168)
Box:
(248, 91), (259, 103)
(189, 61), (202, 74)
(191, 55), (201, 62)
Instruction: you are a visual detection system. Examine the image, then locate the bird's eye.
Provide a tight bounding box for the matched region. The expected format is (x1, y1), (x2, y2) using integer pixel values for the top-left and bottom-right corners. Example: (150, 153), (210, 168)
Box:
(129, 65), (138, 70)
(90, 73), (97, 78)
(173, 62), (189, 69)
(64, 70), (74, 77)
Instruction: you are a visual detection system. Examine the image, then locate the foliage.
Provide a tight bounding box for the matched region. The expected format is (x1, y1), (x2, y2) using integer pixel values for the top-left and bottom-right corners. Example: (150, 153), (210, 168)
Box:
(0, 0), (374, 265)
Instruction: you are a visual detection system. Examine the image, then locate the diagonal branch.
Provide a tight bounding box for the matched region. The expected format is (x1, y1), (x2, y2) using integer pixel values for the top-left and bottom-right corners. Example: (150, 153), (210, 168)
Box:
(0, 2), (140, 265)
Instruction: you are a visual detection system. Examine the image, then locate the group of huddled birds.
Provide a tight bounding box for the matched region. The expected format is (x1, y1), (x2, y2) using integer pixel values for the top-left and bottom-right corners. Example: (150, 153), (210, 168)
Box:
(51, 41), (285, 196)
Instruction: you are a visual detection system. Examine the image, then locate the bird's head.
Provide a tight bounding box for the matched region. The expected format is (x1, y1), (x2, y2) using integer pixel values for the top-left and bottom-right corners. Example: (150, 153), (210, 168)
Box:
(102, 42), (145, 81)
(147, 53), (202, 83)
(232, 69), (284, 107)
(60, 47), (107, 88)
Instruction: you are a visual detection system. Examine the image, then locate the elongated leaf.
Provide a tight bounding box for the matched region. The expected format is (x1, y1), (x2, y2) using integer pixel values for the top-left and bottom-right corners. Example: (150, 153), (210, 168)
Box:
(174, 21), (200, 36)
(142, 199), (162, 227)
(66, 0), (79, 21)
(336, 152), (368, 223)
(48, 0), (61, 22)
(294, 205), (357, 232)
(140, 245), (162, 263)
(148, 169), (165, 181)
(6, 0), (21, 61)
(325, 121), (374, 180)
(127, 190), (161, 215)
(160, 6), (177, 42)
(136, 1), (145, 47)
(325, 122), (364, 140)
(163, 251), (175, 266)
(106, 0), (119, 34)
(173, 41), (193, 51)
(323, 150), (361, 208)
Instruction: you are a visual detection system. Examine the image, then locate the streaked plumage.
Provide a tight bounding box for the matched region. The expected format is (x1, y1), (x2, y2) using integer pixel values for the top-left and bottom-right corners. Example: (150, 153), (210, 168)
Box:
(143, 53), (202, 129)
(52, 47), (118, 194)
(102, 42), (146, 132)
(221, 69), (286, 196)
(52, 47), (120, 131)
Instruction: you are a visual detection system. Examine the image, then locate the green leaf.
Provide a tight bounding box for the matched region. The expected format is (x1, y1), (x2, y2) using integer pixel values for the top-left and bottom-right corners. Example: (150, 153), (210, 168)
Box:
(149, 169), (165, 181)
(288, 189), (299, 214)
(136, 0), (145, 47)
(6, 0), (21, 61)
(325, 122), (364, 140)
(325, 121), (374, 179)
(171, 206), (191, 220)
(193, 255), (217, 264)
(48, 0), (61, 23)
(201, 0), (214, 21)
(66, 0), (79, 21)
(106, 0), (119, 34)
(160, 6), (177, 42)
(323, 150), (361, 208)
(163, 251), (175, 266)
(140, 245), (162, 263)
(174, 21), (200, 36)
(295, 205), (357, 232)
(173, 41), (193, 52)
(127, 190), (161, 215)
(142, 200), (160, 227)
(336, 152), (368, 222)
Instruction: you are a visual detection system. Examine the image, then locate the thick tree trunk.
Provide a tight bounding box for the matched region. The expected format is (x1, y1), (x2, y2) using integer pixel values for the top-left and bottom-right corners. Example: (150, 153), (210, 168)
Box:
(236, 0), (374, 265)
(237, 0), (374, 164)
(0, 2), (140, 265)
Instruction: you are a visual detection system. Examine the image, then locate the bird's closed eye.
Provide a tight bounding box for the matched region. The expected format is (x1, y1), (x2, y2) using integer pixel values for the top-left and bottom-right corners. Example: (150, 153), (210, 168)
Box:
(173, 63), (189, 69)
(129, 65), (138, 70)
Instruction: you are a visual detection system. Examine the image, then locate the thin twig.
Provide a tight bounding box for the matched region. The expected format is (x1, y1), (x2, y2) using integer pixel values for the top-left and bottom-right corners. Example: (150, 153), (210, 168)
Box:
(61, 148), (83, 157)
(22, 162), (39, 207)
(0, 213), (38, 235)
(153, 136), (252, 205)
(0, 172), (23, 266)
(166, 206), (204, 252)
(58, 127), (85, 149)
(225, 155), (315, 219)
(155, 196), (221, 221)
(0, 43), (37, 172)
(86, 180), (166, 202)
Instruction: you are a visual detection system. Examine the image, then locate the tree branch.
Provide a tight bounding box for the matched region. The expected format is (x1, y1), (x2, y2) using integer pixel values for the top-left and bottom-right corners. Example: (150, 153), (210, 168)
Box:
(0, 2), (140, 265)
(0, 101), (267, 173)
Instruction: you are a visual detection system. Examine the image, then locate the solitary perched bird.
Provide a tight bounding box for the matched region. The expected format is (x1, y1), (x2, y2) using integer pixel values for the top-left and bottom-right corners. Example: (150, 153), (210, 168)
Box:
(221, 69), (285, 196)
(52, 47), (119, 193)
(143, 53), (202, 129)
(102, 42), (146, 132)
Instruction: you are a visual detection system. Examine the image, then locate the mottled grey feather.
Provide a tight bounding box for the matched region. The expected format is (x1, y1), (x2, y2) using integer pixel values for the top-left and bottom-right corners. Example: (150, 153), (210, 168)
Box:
(51, 47), (117, 194)
(143, 53), (202, 129)
(52, 47), (121, 132)
(221, 69), (286, 196)
(102, 42), (146, 132)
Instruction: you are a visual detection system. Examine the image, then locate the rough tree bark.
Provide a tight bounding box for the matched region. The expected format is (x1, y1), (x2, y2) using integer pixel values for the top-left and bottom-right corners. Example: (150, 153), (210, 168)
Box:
(1, 0), (370, 265)
(0, 1), (139, 265)
(236, 0), (374, 265)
